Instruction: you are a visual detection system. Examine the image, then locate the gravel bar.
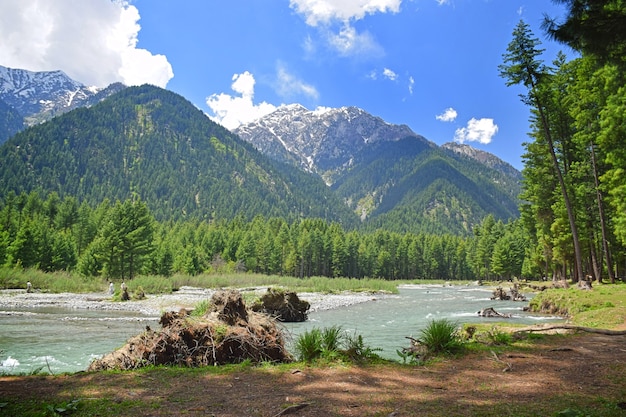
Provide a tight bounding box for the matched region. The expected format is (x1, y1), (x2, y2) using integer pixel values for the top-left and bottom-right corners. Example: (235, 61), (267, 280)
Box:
(0, 287), (390, 316)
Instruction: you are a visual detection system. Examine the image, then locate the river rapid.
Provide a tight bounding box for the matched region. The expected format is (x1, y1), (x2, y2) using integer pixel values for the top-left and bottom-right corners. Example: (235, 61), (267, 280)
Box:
(0, 284), (562, 374)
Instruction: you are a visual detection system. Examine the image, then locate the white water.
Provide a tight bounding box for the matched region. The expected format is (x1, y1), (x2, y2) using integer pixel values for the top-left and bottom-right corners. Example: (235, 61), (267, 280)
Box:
(0, 285), (562, 373)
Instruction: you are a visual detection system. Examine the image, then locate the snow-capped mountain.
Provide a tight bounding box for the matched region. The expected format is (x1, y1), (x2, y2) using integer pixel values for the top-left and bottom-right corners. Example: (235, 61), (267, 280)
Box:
(234, 104), (434, 184)
(0, 65), (125, 129)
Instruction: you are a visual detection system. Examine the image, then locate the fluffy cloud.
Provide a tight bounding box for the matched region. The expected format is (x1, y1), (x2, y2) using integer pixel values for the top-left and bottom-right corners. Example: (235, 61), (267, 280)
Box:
(383, 68), (398, 81)
(436, 107), (458, 122)
(0, 0), (173, 88)
(206, 72), (277, 131)
(289, 0), (401, 26)
(454, 118), (498, 144)
(408, 76), (415, 95)
(290, 0), (399, 57)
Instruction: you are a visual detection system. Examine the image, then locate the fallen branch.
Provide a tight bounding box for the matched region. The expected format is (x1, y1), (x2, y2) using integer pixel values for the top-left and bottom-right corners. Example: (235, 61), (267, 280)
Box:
(490, 350), (512, 372)
(512, 324), (626, 335)
(273, 402), (311, 416)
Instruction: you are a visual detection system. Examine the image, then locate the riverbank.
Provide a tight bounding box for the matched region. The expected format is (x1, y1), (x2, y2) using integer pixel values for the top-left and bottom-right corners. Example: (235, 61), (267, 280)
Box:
(0, 286), (389, 316)
(2, 330), (625, 416)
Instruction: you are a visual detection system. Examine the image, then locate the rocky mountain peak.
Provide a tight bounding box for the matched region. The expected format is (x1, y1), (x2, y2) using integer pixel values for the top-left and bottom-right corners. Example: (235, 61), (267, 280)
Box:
(234, 103), (432, 183)
(0, 65), (125, 129)
(442, 142), (522, 180)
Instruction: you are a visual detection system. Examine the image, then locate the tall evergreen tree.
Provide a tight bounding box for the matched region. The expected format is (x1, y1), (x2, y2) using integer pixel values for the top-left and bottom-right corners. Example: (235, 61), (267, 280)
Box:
(500, 20), (585, 282)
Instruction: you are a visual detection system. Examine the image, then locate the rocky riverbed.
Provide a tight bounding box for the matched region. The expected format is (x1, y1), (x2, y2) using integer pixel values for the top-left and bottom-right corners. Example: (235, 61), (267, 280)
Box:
(0, 286), (388, 316)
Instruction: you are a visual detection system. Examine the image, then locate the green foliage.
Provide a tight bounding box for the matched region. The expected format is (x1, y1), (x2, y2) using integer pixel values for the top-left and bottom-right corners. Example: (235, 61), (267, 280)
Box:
(499, 18), (626, 282)
(0, 85), (357, 226)
(528, 284), (626, 328)
(419, 319), (464, 355)
(45, 399), (80, 416)
(190, 299), (210, 317)
(293, 326), (380, 363)
(294, 328), (323, 362)
(485, 327), (513, 346)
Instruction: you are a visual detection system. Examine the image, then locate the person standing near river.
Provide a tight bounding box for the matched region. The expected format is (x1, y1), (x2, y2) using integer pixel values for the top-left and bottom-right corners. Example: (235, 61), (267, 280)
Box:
(26, 281), (32, 293)
(108, 282), (114, 295)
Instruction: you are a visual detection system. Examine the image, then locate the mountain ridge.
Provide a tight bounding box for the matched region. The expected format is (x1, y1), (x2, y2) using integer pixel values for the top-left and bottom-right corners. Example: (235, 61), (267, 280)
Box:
(0, 84), (358, 224)
(0, 65), (125, 140)
(0, 66), (521, 235)
(234, 103), (434, 185)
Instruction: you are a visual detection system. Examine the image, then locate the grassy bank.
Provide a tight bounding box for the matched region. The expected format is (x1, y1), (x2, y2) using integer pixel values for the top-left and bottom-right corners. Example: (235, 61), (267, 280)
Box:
(0, 267), (432, 295)
(528, 282), (626, 328)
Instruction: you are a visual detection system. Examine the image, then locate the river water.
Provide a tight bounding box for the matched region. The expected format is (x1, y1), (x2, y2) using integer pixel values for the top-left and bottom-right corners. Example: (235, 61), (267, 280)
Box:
(0, 285), (562, 374)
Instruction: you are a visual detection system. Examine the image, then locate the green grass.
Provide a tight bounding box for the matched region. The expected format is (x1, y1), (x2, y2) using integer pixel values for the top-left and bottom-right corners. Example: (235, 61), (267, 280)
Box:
(0, 268), (405, 295)
(529, 282), (626, 328)
(419, 319), (464, 354)
(293, 326), (383, 363)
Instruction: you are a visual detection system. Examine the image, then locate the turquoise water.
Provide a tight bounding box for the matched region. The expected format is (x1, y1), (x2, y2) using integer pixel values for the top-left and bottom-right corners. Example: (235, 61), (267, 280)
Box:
(283, 285), (562, 360)
(0, 308), (159, 374)
(0, 285), (561, 374)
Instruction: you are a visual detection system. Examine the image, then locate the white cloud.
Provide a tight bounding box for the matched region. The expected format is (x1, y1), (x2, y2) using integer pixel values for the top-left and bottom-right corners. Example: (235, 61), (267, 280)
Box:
(436, 107), (458, 122)
(290, 0), (399, 57)
(327, 24), (384, 57)
(276, 64), (319, 100)
(383, 68), (398, 81)
(0, 0), (173, 88)
(454, 118), (498, 144)
(436, 0), (451, 5)
(408, 76), (415, 95)
(289, 0), (401, 26)
(206, 72), (277, 131)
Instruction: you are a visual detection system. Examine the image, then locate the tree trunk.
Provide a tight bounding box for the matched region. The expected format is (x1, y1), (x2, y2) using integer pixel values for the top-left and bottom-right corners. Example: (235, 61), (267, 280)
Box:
(531, 81), (584, 282)
(590, 143), (615, 283)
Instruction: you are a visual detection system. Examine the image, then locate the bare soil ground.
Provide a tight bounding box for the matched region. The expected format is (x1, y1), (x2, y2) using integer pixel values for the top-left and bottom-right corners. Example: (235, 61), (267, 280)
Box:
(2, 331), (625, 416)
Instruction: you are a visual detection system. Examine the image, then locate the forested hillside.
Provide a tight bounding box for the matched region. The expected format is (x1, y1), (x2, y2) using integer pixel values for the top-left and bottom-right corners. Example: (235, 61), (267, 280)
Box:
(331, 138), (520, 235)
(0, 98), (23, 143)
(0, 85), (357, 224)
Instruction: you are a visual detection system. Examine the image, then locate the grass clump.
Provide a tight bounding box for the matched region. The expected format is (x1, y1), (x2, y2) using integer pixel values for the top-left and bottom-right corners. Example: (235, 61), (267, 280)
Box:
(293, 326), (381, 363)
(419, 319), (464, 354)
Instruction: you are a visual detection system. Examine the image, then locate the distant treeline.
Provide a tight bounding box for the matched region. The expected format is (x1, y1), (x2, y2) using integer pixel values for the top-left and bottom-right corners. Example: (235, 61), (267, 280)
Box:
(0, 191), (532, 282)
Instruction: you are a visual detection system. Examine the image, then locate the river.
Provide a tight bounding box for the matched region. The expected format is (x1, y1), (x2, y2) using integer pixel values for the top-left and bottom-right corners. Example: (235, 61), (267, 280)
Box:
(0, 285), (562, 374)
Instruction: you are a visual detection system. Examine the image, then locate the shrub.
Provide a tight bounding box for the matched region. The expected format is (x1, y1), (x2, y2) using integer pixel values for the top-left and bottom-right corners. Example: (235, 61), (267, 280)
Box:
(420, 319), (464, 354)
(486, 326), (512, 345)
(321, 325), (344, 353)
(293, 326), (382, 363)
(294, 328), (323, 362)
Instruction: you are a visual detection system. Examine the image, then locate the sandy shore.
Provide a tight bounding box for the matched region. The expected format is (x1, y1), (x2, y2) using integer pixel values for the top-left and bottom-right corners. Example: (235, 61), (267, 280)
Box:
(0, 286), (390, 316)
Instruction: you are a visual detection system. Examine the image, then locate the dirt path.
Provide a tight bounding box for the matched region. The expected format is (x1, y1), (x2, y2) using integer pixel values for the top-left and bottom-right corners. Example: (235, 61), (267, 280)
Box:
(2, 331), (625, 416)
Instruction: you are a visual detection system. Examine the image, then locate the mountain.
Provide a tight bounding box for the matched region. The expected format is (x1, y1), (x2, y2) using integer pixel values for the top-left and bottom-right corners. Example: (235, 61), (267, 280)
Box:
(0, 65), (125, 142)
(235, 104), (521, 234)
(0, 85), (358, 224)
(234, 104), (433, 185)
(0, 97), (24, 143)
(441, 142), (522, 181)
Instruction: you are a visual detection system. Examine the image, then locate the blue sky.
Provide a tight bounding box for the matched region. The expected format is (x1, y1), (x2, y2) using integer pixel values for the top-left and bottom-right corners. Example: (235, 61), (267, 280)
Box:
(1, 1), (572, 170)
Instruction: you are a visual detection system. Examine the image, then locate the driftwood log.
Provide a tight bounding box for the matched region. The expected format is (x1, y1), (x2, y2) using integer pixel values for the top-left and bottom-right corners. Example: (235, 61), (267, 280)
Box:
(477, 307), (512, 318)
(512, 324), (626, 335)
(491, 284), (527, 301)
